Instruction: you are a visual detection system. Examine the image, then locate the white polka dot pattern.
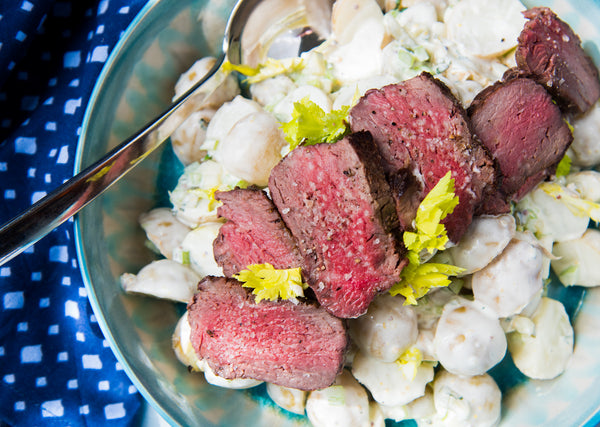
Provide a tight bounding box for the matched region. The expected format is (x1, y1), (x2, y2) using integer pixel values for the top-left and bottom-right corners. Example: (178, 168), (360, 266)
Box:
(0, 0), (146, 425)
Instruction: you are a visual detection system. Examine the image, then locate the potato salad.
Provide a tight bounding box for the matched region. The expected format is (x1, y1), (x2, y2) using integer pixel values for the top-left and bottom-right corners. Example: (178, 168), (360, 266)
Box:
(120, 0), (600, 426)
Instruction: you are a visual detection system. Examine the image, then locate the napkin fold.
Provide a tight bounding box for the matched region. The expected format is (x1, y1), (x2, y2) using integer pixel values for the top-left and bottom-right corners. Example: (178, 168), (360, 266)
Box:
(0, 1), (148, 425)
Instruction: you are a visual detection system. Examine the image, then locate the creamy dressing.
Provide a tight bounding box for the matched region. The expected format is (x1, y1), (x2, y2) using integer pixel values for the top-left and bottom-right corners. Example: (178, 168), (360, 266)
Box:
(352, 352), (435, 406)
(349, 293), (418, 362)
(429, 370), (502, 427)
(471, 238), (544, 318)
(433, 298), (507, 376)
(506, 297), (574, 380)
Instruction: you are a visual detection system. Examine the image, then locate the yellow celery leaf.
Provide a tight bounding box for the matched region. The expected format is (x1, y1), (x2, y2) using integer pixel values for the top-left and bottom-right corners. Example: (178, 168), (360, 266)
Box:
(234, 263), (307, 303)
(280, 97), (350, 149)
(564, 117), (574, 134)
(396, 346), (423, 381)
(189, 181), (247, 212)
(223, 58), (305, 84)
(390, 172), (463, 305)
(222, 61), (260, 76)
(555, 154), (572, 178)
(404, 171), (459, 254)
(190, 185), (225, 212)
(540, 181), (600, 222)
(389, 262), (465, 305)
(246, 58), (305, 84)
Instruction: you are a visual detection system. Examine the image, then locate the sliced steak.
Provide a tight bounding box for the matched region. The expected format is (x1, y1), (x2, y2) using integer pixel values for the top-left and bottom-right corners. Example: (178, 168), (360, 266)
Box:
(213, 187), (302, 277)
(468, 76), (573, 203)
(269, 132), (405, 319)
(349, 73), (497, 242)
(187, 276), (347, 390)
(516, 7), (600, 115)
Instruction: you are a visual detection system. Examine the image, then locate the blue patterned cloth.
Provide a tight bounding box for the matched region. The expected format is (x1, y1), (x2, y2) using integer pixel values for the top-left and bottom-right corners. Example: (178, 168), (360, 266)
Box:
(0, 1), (148, 425)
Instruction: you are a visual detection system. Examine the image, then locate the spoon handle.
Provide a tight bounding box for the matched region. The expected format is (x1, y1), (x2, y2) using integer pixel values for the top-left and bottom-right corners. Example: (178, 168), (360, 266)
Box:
(0, 55), (224, 266)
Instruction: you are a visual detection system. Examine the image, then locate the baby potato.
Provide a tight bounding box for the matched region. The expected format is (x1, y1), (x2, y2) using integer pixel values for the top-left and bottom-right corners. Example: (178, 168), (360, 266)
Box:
(446, 214), (516, 275)
(516, 184), (590, 242)
(172, 57), (240, 109)
(568, 101), (600, 167)
(396, 0), (448, 19)
(369, 401), (386, 427)
(203, 364), (263, 390)
(430, 370), (502, 427)
(507, 297), (574, 380)
(306, 370), (371, 427)
(272, 85), (332, 123)
(444, 0), (526, 58)
(177, 222), (224, 278)
(327, 0), (386, 84)
(120, 259), (200, 303)
(327, 21), (385, 84)
(349, 293), (418, 362)
(172, 313), (262, 389)
(214, 111), (286, 186)
(332, 0), (385, 45)
(471, 238), (544, 318)
(204, 95), (265, 151)
(379, 387), (436, 423)
(393, 2), (439, 36)
(351, 351), (434, 407)
(172, 312), (203, 371)
(170, 109), (215, 166)
(433, 298), (506, 377)
(266, 383), (307, 415)
(250, 75), (296, 108)
(566, 170), (600, 202)
(139, 208), (191, 259)
(161, 58), (239, 143)
(552, 229), (600, 287)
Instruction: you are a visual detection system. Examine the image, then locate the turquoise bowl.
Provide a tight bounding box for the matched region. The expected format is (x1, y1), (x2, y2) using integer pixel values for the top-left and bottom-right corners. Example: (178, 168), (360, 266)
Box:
(75, 0), (600, 425)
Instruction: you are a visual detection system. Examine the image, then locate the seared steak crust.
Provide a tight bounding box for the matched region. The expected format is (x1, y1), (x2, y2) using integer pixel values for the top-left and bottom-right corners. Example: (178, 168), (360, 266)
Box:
(516, 7), (600, 115)
(349, 73), (497, 242)
(468, 76), (573, 204)
(188, 276), (348, 390)
(269, 132), (405, 318)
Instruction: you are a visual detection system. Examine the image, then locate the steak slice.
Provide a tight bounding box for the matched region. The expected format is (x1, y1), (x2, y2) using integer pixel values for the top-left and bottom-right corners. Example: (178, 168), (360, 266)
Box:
(213, 187), (302, 277)
(187, 276), (348, 390)
(516, 7), (600, 115)
(349, 73), (497, 242)
(468, 76), (573, 204)
(269, 132), (405, 319)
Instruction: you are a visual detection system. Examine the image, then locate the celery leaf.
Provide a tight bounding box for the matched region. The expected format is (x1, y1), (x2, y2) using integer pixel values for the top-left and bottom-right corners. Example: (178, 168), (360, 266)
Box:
(396, 346), (423, 380)
(234, 263), (307, 303)
(390, 172), (464, 304)
(281, 97), (351, 149)
(540, 181), (600, 222)
(555, 154), (572, 178)
(403, 171), (459, 254)
(222, 58), (305, 84)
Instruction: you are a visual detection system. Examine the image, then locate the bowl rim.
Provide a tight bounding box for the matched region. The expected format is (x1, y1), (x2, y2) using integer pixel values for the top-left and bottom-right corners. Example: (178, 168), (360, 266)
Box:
(73, 1), (184, 425)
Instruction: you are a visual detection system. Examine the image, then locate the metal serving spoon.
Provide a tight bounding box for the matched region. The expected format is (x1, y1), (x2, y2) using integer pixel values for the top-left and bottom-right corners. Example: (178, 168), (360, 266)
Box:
(0, 0), (332, 266)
